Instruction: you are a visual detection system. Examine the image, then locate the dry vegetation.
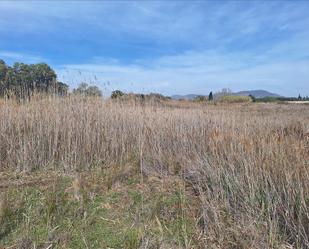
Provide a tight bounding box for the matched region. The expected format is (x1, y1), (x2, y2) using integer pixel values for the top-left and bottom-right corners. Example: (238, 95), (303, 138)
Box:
(0, 96), (309, 248)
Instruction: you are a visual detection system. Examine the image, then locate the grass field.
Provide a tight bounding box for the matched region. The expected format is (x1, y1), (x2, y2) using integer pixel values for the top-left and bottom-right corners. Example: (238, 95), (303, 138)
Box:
(1, 96), (309, 248)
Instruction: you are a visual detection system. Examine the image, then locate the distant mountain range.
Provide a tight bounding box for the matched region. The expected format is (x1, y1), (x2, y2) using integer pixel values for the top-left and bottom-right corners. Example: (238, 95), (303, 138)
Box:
(171, 90), (281, 100)
(233, 90), (281, 98)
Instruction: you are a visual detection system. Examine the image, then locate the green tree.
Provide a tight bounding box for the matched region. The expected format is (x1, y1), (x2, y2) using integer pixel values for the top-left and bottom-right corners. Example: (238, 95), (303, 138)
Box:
(0, 60), (8, 96)
(86, 85), (102, 97)
(57, 81), (69, 96)
(0, 59), (68, 99)
(111, 90), (125, 99)
(13, 63), (33, 98)
(31, 63), (57, 92)
(73, 83), (102, 97)
(249, 94), (256, 102)
(73, 82), (88, 95)
(208, 91), (213, 101)
(0, 60), (7, 80)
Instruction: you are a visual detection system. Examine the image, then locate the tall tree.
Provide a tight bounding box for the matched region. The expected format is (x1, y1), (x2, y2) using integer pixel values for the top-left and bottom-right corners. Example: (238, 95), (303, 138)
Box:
(0, 59), (68, 99)
(111, 90), (124, 99)
(208, 91), (213, 101)
(73, 83), (102, 97)
(57, 81), (69, 96)
(0, 60), (8, 96)
(31, 63), (57, 92)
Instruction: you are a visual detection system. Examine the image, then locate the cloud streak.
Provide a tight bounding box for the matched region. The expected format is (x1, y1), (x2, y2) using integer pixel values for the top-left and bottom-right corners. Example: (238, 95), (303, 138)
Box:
(58, 49), (309, 97)
(1, 1), (309, 96)
(0, 50), (46, 64)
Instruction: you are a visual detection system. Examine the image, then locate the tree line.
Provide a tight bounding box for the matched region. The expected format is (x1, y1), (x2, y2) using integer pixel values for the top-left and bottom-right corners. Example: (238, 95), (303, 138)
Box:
(0, 59), (69, 99)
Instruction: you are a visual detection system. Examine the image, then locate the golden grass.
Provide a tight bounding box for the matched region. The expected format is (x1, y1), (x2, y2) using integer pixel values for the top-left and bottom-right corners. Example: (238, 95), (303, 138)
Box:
(0, 96), (309, 248)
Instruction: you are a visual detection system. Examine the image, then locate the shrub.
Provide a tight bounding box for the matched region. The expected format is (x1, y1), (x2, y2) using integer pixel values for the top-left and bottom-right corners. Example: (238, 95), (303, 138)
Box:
(208, 91), (213, 101)
(248, 94), (256, 102)
(256, 97), (280, 102)
(218, 95), (252, 103)
(111, 90), (125, 99)
(194, 95), (207, 102)
(73, 83), (102, 97)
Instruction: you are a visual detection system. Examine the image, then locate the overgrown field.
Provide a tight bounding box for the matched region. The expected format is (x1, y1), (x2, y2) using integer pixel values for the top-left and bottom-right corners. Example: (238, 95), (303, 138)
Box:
(1, 96), (309, 248)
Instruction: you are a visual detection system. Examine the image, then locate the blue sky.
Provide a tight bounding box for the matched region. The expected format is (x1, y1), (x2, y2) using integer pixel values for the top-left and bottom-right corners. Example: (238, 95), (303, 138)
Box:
(1, 1), (309, 96)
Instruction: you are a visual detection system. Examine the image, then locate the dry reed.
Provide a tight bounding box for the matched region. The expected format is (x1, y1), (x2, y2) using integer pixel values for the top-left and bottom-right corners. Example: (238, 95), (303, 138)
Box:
(0, 96), (309, 248)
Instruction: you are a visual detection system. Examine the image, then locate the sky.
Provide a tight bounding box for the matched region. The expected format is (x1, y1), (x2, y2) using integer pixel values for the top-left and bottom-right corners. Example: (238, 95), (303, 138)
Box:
(0, 1), (309, 97)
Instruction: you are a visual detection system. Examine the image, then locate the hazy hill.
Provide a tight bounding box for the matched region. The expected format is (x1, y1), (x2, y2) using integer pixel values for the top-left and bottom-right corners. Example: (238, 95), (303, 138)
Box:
(172, 90), (280, 100)
(234, 90), (281, 98)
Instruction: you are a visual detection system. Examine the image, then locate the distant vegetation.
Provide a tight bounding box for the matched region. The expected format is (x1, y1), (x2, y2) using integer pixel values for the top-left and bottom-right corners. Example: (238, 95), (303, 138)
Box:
(208, 91), (213, 101)
(218, 95), (252, 103)
(194, 95), (207, 102)
(173, 89), (309, 103)
(0, 59), (68, 99)
(111, 90), (171, 102)
(255, 96), (309, 102)
(73, 82), (102, 97)
(111, 89), (125, 99)
(1, 59), (308, 104)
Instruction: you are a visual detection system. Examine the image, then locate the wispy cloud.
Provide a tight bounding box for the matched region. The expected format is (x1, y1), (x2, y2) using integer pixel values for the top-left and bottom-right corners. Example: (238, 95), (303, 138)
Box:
(0, 51), (45, 64)
(1, 1), (309, 96)
(58, 49), (309, 97)
(2, 1), (308, 45)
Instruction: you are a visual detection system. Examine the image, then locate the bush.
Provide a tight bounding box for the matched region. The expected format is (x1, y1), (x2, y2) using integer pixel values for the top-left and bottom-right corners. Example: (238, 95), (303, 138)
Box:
(111, 90), (125, 99)
(218, 95), (252, 103)
(194, 95), (207, 102)
(255, 97), (279, 103)
(73, 83), (102, 97)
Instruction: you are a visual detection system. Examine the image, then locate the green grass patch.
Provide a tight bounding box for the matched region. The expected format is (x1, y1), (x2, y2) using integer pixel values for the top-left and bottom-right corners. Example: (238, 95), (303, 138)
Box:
(0, 173), (199, 248)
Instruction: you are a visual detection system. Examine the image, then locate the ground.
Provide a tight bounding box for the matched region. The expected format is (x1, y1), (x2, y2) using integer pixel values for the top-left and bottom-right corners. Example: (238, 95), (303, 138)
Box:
(0, 165), (201, 249)
(1, 98), (309, 248)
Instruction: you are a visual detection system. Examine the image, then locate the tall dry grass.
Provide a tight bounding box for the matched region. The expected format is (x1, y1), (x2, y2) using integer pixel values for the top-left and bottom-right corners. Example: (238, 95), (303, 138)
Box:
(0, 96), (309, 248)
